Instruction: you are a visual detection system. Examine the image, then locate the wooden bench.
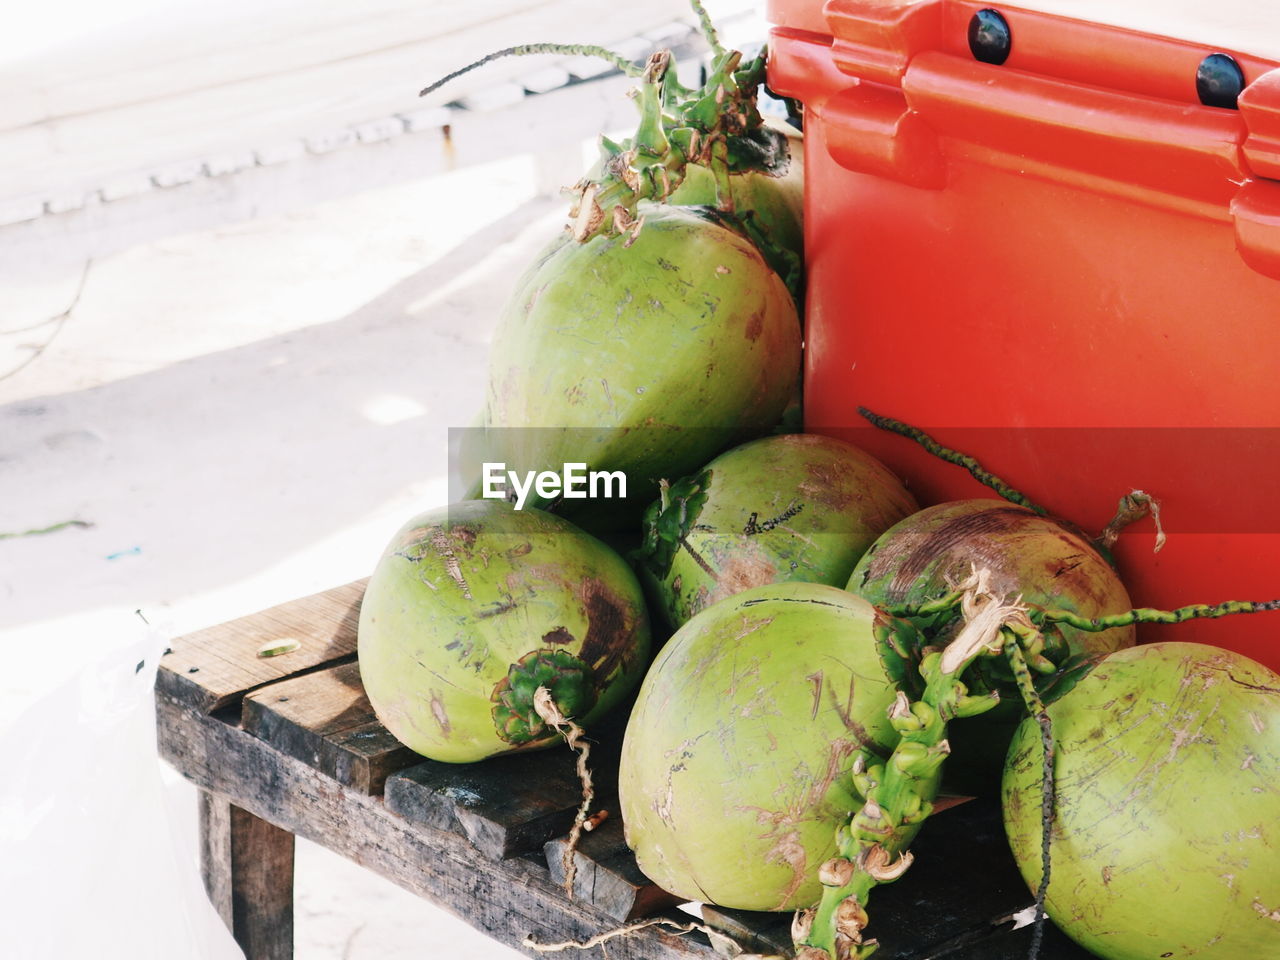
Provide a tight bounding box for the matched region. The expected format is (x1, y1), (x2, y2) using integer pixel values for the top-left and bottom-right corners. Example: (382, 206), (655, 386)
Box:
(154, 580), (1091, 960)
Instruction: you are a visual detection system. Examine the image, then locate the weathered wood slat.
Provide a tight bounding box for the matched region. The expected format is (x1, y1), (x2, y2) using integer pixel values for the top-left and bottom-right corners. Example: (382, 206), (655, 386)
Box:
(858, 797), (1085, 959)
(241, 659), (419, 794)
(157, 691), (721, 960)
(385, 740), (616, 860)
(385, 709), (630, 861)
(156, 579), (365, 713)
(697, 906), (792, 958)
(544, 817), (682, 921)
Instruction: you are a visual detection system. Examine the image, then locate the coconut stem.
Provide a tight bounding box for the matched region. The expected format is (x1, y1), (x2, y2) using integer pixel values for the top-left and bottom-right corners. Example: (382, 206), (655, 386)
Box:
(1096, 489), (1166, 554)
(857, 408), (1048, 516)
(688, 0), (725, 58)
(882, 585), (968, 620)
(532, 686), (595, 899)
(709, 134), (735, 214)
(1002, 630), (1056, 960)
(419, 42), (647, 98)
(796, 576), (1016, 960)
(1040, 598), (1280, 632)
(570, 51), (691, 242)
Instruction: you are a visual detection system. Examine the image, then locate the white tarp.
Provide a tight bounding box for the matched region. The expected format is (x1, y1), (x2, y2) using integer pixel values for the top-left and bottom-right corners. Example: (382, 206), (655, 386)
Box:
(1, 619), (244, 960)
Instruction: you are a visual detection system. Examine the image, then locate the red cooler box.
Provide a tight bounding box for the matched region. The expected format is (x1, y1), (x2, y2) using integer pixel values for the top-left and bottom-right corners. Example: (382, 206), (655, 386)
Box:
(766, 0), (1280, 668)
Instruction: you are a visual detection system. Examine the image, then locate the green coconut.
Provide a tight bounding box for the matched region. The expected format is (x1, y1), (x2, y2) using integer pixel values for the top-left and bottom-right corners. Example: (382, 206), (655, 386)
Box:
(849, 499), (1134, 658)
(357, 500), (650, 763)
(484, 203), (801, 532)
(618, 582), (900, 911)
(846, 498), (1137, 793)
(636, 433), (918, 630)
(1003, 642), (1280, 959)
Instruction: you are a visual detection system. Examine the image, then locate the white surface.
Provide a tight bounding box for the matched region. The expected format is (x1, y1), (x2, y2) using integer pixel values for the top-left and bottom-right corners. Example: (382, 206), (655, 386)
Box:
(2, 622), (243, 960)
(1006, 0), (1280, 61)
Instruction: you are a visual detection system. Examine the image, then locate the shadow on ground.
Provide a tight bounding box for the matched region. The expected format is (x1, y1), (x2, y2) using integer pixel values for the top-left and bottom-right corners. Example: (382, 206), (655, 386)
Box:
(0, 196), (562, 630)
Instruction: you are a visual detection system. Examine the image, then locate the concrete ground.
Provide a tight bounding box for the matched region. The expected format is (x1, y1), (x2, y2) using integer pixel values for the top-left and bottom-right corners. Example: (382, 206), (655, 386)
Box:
(1, 1), (766, 956)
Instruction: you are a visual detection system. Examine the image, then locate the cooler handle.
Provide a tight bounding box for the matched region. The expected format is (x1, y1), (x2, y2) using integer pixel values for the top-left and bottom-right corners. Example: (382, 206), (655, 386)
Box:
(1235, 68), (1280, 279)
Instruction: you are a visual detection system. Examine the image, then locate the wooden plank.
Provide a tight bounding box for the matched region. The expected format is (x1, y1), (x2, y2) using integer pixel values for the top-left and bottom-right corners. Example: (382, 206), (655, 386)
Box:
(155, 579), (365, 714)
(156, 689), (721, 960)
(242, 660), (419, 794)
(384, 709), (628, 861)
(544, 817), (683, 922)
(697, 906), (792, 958)
(199, 790), (296, 960)
(858, 797), (1087, 960)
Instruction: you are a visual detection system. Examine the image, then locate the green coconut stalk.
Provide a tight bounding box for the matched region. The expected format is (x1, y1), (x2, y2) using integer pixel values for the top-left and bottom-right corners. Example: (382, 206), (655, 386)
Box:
(417, 20), (802, 286)
(857, 406), (1165, 555)
(857, 407), (1048, 515)
(847, 498), (1136, 799)
(570, 51), (691, 241)
(793, 569), (1032, 959)
(688, 0), (725, 58)
(419, 42), (652, 98)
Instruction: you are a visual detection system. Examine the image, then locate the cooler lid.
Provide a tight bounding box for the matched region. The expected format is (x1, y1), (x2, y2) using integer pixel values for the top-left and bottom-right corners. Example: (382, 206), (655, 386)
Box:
(769, 0), (1279, 66)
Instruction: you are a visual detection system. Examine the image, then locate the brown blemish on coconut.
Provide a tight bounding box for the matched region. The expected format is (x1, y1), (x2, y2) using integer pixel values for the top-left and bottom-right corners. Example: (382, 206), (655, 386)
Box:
(1253, 900), (1280, 922)
(474, 599), (517, 619)
(430, 694), (451, 734)
(431, 529), (472, 599)
(748, 735), (862, 909)
(1050, 555), (1086, 577)
(542, 626), (574, 645)
(871, 506), (1033, 600)
(577, 577), (631, 678)
(828, 674), (886, 758)
(706, 551), (778, 605)
(1231, 674), (1280, 695)
(744, 308), (765, 342)
(397, 524), (438, 552)
(807, 671), (824, 720)
(763, 830), (809, 908)
(504, 541), (533, 561)
(449, 524), (479, 551)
